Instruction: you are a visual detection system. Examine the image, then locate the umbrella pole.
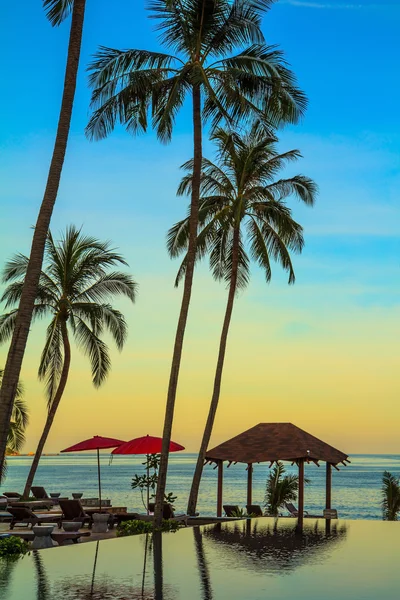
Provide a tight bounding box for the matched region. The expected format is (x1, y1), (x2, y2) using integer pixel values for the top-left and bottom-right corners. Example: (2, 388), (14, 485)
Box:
(147, 454), (150, 515)
(97, 448), (102, 513)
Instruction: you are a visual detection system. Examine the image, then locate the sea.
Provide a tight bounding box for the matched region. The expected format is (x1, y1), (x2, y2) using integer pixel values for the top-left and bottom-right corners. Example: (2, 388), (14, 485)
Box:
(1, 453), (399, 520)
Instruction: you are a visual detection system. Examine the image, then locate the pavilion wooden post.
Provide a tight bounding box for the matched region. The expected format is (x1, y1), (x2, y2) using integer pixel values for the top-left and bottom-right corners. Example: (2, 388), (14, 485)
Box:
(297, 459), (305, 531)
(325, 462), (332, 510)
(325, 462), (332, 535)
(217, 460), (223, 517)
(247, 464), (253, 507)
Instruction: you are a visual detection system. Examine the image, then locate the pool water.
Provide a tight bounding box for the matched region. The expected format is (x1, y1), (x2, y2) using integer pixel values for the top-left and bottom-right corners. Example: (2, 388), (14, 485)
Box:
(1, 518), (399, 599)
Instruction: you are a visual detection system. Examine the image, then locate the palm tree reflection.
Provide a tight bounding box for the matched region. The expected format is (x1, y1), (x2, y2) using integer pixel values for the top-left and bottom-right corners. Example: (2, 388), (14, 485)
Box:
(33, 551), (50, 600)
(193, 528), (213, 600)
(204, 518), (347, 574)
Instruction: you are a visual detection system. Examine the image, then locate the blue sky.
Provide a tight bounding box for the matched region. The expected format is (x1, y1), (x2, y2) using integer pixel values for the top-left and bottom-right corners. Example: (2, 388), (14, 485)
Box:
(0, 1), (399, 452)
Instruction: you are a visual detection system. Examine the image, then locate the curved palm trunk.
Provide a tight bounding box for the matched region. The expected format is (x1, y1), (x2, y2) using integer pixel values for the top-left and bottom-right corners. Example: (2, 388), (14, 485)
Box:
(0, 0), (86, 475)
(154, 84), (202, 525)
(187, 226), (240, 516)
(23, 321), (71, 498)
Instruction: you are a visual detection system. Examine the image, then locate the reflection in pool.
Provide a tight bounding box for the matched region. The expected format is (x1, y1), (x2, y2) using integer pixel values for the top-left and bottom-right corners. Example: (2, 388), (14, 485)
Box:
(1, 518), (399, 600)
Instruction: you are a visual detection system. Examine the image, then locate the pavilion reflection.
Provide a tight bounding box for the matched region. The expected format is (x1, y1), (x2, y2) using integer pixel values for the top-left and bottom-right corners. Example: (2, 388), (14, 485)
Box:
(203, 517), (348, 574)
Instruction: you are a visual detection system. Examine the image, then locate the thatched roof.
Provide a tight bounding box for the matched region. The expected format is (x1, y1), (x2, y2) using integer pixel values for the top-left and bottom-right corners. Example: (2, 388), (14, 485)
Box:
(206, 423), (349, 466)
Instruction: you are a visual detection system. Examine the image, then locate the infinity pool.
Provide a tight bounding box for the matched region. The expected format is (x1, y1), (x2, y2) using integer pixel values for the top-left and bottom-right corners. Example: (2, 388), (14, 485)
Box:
(1, 518), (398, 599)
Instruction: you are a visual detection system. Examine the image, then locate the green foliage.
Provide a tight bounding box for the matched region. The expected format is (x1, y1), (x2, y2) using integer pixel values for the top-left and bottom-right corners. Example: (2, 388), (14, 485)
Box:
(116, 518), (183, 537)
(116, 520), (153, 537)
(229, 508), (257, 518)
(155, 519), (184, 533)
(43, 1), (74, 27)
(131, 453), (177, 510)
(381, 471), (400, 521)
(86, 1), (306, 143)
(0, 369), (28, 483)
(0, 226), (137, 407)
(264, 462), (310, 517)
(168, 126), (317, 289)
(0, 536), (29, 559)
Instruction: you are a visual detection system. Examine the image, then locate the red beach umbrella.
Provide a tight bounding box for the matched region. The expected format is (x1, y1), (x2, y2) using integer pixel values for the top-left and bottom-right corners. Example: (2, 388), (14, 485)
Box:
(61, 435), (126, 511)
(112, 435), (185, 512)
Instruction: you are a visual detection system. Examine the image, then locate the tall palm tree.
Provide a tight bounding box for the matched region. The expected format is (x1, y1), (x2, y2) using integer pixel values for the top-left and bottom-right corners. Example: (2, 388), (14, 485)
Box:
(381, 471), (400, 521)
(87, 0), (307, 524)
(0, 0), (88, 476)
(168, 126), (317, 514)
(0, 369), (29, 484)
(0, 226), (137, 497)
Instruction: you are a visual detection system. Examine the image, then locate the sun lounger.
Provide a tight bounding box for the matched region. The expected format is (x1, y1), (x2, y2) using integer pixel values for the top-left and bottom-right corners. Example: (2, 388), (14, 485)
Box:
(136, 503), (187, 526)
(246, 504), (264, 516)
(31, 486), (51, 500)
(2, 492), (22, 499)
(7, 507), (62, 530)
(223, 505), (240, 517)
(59, 499), (93, 528)
(285, 502), (323, 518)
(8, 499), (54, 511)
(323, 509), (338, 519)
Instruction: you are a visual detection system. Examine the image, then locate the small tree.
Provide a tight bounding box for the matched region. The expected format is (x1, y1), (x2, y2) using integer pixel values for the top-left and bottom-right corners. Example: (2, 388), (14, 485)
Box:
(381, 471), (400, 521)
(264, 461), (309, 517)
(131, 454), (177, 512)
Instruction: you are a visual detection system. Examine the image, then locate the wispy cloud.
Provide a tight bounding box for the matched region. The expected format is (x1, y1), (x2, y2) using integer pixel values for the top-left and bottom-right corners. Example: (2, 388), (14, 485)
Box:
(281, 0), (396, 8)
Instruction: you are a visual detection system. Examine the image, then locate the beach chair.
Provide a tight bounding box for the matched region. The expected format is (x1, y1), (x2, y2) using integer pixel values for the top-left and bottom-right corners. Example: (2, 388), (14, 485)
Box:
(31, 486), (51, 499)
(2, 492), (21, 499)
(223, 505), (240, 517)
(323, 508), (338, 519)
(139, 503), (188, 526)
(246, 504), (264, 517)
(59, 499), (93, 528)
(285, 502), (323, 518)
(7, 506), (62, 530)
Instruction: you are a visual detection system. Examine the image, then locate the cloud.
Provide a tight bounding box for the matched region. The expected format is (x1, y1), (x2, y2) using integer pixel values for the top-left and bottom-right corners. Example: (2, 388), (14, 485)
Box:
(280, 0), (395, 8)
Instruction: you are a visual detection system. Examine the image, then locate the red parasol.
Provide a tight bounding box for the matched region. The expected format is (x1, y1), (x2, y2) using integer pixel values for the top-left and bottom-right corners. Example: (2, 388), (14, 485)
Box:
(112, 435), (185, 456)
(112, 435), (185, 512)
(61, 435), (126, 511)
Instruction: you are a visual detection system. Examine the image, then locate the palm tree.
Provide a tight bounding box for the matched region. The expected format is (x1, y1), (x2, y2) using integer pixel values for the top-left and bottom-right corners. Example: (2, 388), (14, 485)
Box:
(168, 126), (317, 514)
(264, 462), (307, 517)
(0, 369), (29, 484)
(0, 0), (88, 477)
(87, 0), (307, 524)
(0, 226), (137, 497)
(381, 471), (400, 521)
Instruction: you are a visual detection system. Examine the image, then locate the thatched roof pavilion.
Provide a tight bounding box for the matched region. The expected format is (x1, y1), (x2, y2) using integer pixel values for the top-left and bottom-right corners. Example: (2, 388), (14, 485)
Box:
(205, 423), (350, 528)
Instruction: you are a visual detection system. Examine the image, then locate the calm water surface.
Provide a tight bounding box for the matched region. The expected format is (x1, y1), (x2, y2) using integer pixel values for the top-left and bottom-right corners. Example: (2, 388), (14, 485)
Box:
(1, 453), (399, 518)
(1, 518), (399, 600)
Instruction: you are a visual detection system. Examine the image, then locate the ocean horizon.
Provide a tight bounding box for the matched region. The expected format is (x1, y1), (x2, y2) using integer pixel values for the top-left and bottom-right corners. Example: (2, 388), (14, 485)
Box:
(2, 453), (399, 520)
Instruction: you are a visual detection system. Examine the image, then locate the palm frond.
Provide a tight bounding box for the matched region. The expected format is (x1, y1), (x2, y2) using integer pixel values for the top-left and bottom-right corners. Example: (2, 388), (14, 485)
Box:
(38, 316), (64, 407)
(43, 0), (74, 26)
(0, 310), (18, 345)
(381, 471), (400, 521)
(75, 318), (111, 387)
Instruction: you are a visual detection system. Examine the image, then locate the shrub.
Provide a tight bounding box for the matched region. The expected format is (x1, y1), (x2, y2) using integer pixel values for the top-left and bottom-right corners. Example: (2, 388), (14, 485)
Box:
(156, 519), (184, 533)
(116, 520), (153, 537)
(116, 518), (184, 537)
(0, 536), (29, 559)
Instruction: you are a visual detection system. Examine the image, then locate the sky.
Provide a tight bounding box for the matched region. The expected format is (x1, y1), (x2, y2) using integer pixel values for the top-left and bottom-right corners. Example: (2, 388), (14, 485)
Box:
(0, 0), (399, 455)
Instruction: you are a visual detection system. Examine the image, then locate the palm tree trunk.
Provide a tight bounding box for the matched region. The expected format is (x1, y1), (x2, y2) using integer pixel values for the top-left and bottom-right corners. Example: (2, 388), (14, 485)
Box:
(0, 0), (86, 475)
(187, 226), (240, 516)
(23, 321), (71, 498)
(154, 83), (202, 525)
